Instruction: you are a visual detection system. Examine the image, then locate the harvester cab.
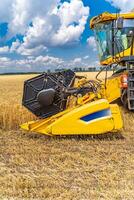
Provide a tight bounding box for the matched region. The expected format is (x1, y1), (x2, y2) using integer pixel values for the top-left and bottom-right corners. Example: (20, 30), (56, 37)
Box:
(21, 12), (134, 136)
(90, 12), (134, 66)
(90, 12), (134, 110)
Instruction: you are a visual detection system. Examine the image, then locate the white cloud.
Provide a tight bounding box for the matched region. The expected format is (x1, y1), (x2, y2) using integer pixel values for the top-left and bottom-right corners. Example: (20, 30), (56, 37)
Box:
(8, 0), (61, 35)
(0, 46), (9, 53)
(73, 57), (82, 63)
(87, 36), (97, 51)
(10, 39), (21, 52)
(33, 55), (64, 67)
(19, 0), (89, 52)
(0, 0), (89, 55)
(83, 55), (89, 59)
(52, 0), (89, 46)
(106, 0), (134, 12)
(0, 54), (100, 73)
(0, 55), (65, 73)
(70, 57), (93, 68)
(0, 0), (91, 72)
(0, 57), (11, 62)
(17, 44), (48, 56)
(0, 0), (12, 23)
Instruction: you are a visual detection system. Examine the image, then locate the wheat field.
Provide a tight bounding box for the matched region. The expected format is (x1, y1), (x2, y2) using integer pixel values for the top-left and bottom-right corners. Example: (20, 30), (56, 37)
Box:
(0, 73), (134, 200)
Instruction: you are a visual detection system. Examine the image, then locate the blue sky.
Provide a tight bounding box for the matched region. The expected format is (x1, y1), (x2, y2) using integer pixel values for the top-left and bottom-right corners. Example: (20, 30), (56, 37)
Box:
(0, 0), (132, 73)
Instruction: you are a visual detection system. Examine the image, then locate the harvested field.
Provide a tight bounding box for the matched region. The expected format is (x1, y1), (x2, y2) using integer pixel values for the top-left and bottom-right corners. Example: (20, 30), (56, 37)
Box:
(0, 73), (134, 200)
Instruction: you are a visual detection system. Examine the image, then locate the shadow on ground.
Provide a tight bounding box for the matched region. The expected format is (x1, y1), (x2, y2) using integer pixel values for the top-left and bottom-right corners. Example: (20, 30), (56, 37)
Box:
(21, 130), (125, 141)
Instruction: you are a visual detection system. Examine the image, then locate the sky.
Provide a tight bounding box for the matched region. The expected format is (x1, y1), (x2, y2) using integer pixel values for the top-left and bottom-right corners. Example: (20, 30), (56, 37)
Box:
(0, 0), (133, 73)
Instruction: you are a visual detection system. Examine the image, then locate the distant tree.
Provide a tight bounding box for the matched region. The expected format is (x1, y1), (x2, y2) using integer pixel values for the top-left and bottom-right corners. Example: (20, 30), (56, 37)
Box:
(47, 69), (51, 73)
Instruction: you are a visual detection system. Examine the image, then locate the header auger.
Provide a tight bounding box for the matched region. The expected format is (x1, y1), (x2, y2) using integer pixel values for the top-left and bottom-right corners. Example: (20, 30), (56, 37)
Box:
(21, 11), (134, 136)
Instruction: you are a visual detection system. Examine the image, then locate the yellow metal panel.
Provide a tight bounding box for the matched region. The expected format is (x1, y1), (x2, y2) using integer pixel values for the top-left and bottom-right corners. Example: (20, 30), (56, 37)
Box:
(21, 99), (123, 136)
(100, 47), (133, 65)
(90, 12), (134, 29)
(50, 99), (123, 135)
(20, 108), (72, 135)
(101, 75), (121, 103)
(110, 104), (123, 130)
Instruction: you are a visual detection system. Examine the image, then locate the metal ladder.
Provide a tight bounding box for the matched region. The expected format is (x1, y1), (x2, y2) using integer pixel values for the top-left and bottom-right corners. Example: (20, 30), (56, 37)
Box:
(127, 69), (134, 110)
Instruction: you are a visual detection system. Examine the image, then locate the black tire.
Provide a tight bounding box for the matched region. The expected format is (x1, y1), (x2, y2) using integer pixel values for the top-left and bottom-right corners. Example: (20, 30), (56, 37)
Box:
(121, 89), (128, 109)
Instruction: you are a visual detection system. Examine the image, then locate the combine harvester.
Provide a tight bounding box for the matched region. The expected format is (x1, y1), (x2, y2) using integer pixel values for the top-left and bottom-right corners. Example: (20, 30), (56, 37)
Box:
(21, 12), (134, 136)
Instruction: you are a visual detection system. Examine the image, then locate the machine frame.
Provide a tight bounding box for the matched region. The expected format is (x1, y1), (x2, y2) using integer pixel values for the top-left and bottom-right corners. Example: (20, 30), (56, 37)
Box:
(20, 12), (134, 136)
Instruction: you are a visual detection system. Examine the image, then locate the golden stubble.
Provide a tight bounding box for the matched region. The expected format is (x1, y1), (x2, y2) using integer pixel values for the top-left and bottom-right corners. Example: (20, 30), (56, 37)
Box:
(0, 73), (134, 200)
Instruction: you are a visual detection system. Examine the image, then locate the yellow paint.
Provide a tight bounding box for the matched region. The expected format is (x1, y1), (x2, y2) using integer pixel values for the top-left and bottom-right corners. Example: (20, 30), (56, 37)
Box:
(100, 47), (133, 65)
(21, 99), (123, 136)
(90, 12), (134, 65)
(90, 12), (134, 29)
(101, 75), (121, 103)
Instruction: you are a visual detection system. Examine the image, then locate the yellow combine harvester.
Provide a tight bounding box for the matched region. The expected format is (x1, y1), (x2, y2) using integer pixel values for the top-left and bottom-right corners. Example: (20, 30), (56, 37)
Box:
(21, 12), (134, 136)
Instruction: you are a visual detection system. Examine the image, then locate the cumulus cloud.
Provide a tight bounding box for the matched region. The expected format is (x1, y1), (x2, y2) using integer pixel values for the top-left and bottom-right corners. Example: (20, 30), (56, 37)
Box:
(0, 46), (9, 53)
(17, 44), (48, 56)
(0, 0), (89, 55)
(0, 57), (11, 62)
(52, 0), (89, 46)
(73, 57), (82, 63)
(0, 55), (64, 73)
(0, 0), (12, 23)
(4, 0), (60, 35)
(106, 0), (134, 12)
(69, 56), (97, 69)
(20, 0), (89, 54)
(83, 55), (89, 59)
(0, 0), (91, 72)
(0, 54), (99, 73)
(87, 36), (97, 51)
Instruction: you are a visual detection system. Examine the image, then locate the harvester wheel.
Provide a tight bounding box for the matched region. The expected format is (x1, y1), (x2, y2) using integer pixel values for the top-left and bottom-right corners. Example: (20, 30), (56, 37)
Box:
(121, 89), (128, 109)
